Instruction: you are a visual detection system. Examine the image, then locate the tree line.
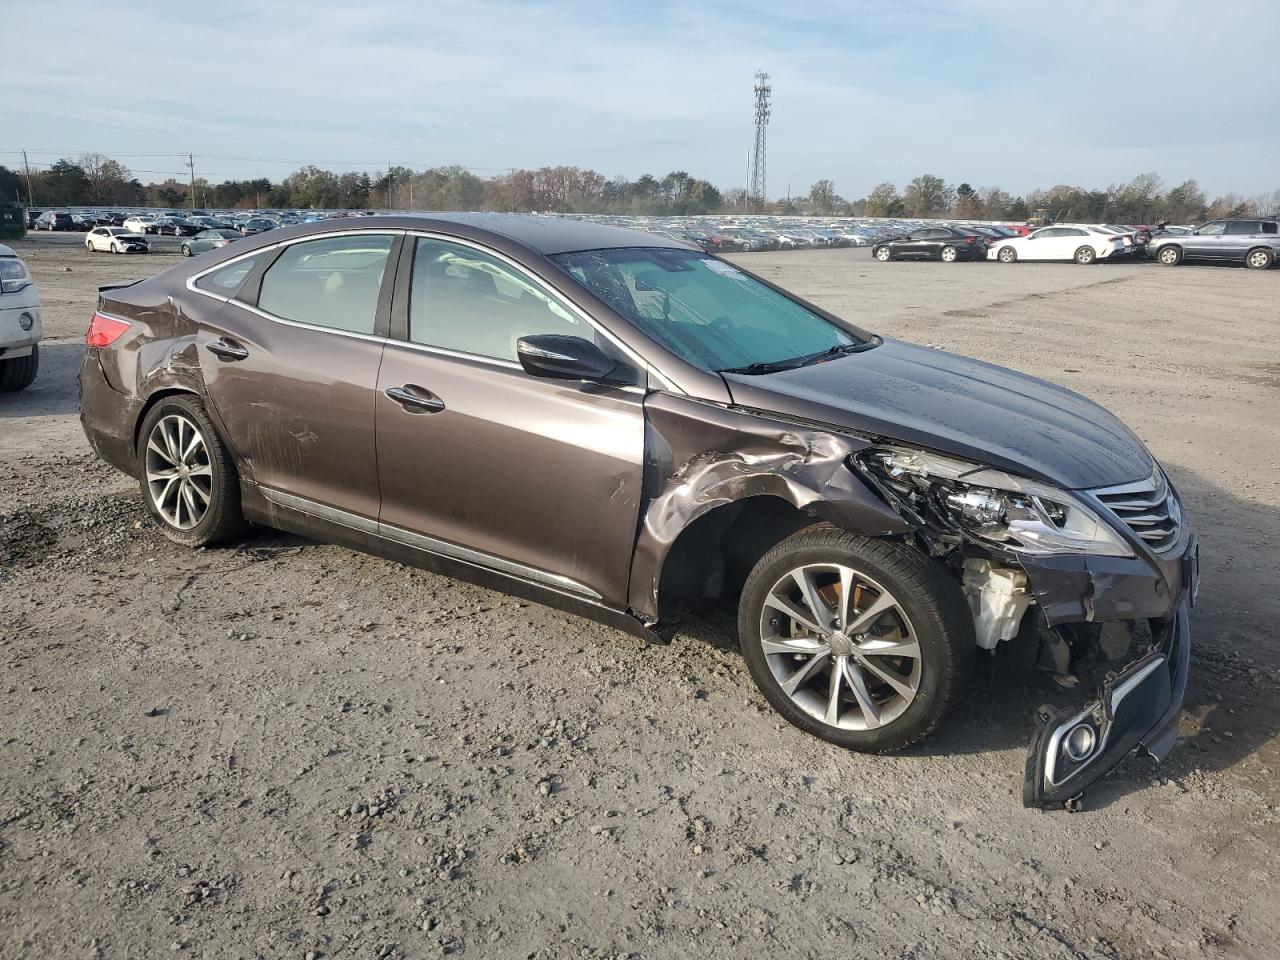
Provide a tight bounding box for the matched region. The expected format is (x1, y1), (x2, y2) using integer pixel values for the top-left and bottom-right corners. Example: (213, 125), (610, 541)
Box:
(2, 153), (1276, 223)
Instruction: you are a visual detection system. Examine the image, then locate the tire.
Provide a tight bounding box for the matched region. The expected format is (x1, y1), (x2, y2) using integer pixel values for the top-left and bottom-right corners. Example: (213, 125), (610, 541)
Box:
(1074, 246), (1097, 265)
(997, 246), (1017, 263)
(112, 243), (121, 254)
(0, 345), (39, 392)
(940, 245), (958, 263)
(738, 524), (973, 753)
(85, 240), (94, 252)
(181, 244), (192, 257)
(1157, 245), (1182, 266)
(873, 245), (892, 262)
(1245, 247), (1274, 270)
(135, 395), (247, 547)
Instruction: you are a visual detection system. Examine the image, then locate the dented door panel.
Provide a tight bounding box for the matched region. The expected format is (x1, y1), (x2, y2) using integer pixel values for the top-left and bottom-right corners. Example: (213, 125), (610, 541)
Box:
(197, 302), (384, 520)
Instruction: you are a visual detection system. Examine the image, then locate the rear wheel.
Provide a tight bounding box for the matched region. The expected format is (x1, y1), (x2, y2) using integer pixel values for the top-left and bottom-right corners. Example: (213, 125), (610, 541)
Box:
(997, 246), (1017, 263)
(940, 245), (958, 262)
(738, 525), (972, 753)
(874, 245), (892, 262)
(1245, 247), (1274, 270)
(1157, 245), (1182, 266)
(136, 395), (247, 547)
(0, 346), (39, 392)
(1075, 246), (1097, 265)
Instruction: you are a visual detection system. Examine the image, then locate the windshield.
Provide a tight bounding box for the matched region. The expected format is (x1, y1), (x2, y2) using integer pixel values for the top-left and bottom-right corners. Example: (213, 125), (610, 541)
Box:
(552, 247), (867, 373)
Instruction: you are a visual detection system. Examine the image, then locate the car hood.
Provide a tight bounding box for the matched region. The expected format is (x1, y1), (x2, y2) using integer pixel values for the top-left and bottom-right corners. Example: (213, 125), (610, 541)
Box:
(721, 338), (1153, 490)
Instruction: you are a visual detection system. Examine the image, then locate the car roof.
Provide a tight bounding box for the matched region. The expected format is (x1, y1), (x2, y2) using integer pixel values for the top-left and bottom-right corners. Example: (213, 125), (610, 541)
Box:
(265, 213), (689, 256)
(0, 243), (15, 258)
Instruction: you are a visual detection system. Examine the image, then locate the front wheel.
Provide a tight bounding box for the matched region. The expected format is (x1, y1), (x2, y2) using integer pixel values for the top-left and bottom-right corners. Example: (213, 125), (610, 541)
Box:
(1246, 248), (1274, 270)
(111, 243), (121, 254)
(136, 395), (247, 547)
(1075, 246), (1097, 265)
(181, 244), (192, 257)
(873, 246), (892, 262)
(997, 247), (1017, 263)
(0, 346), (39, 392)
(738, 525), (973, 753)
(940, 245), (958, 263)
(1157, 245), (1182, 266)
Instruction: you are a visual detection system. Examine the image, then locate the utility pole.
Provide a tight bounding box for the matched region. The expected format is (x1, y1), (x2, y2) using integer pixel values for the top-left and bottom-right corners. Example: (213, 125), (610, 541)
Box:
(21, 149), (35, 206)
(387, 162), (393, 213)
(185, 153), (197, 209)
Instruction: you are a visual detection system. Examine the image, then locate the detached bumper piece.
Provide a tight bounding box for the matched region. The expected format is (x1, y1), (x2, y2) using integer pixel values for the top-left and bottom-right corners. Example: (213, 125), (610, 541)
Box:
(1023, 597), (1191, 809)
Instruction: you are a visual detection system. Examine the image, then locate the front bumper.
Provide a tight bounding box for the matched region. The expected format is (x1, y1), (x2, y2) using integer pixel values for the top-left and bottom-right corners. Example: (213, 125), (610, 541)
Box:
(0, 303), (42, 353)
(1021, 537), (1197, 808)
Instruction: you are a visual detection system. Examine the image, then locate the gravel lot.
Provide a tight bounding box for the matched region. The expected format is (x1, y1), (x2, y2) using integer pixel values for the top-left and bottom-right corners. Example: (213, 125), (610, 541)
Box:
(3, 233), (1279, 959)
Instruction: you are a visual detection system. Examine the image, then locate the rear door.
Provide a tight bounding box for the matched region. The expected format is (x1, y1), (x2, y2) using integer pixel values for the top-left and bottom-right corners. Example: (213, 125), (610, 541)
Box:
(1223, 220), (1262, 260)
(374, 234), (647, 604)
(194, 231), (400, 521)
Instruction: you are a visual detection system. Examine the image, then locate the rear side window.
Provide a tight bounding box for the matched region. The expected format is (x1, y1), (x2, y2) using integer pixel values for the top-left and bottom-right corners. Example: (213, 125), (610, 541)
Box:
(194, 252), (270, 297)
(1261, 222), (1278, 234)
(1226, 221), (1261, 235)
(257, 235), (394, 335)
(407, 238), (584, 361)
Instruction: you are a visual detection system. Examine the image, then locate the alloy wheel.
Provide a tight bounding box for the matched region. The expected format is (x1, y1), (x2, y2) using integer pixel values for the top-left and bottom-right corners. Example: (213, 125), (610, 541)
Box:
(941, 246), (957, 262)
(758, 563), (922, 731)
(145, 414), (213, 529)
(1247, 249), (1271, 269)
(998, 247), (1016, 263)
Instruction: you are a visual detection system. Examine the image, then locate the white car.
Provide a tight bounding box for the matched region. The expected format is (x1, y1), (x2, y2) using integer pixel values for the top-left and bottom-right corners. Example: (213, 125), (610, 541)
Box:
(123, 215), (158, 235)
(0, 243), (41, 391)
(85, 226), (151, 254)
(988, 224), (1126, 265)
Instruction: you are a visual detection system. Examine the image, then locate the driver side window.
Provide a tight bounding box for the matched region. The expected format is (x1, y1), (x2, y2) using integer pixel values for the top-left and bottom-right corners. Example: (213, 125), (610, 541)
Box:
(1198, 222), (1227, 236)
(408, 238), (585, 362)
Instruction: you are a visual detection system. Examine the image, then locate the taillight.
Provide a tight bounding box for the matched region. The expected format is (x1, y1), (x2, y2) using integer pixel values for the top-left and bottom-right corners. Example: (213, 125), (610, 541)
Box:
(86, 312), (131, 348)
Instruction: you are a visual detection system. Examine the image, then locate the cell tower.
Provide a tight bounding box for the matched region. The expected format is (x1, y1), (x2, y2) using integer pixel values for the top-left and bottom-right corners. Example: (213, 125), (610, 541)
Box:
(749, 71), (771, 206)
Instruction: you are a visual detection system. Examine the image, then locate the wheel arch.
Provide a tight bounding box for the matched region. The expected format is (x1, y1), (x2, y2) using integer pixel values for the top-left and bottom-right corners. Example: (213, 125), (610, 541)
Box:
(132, 386), (203, 451)
(630, 393), (917, 622)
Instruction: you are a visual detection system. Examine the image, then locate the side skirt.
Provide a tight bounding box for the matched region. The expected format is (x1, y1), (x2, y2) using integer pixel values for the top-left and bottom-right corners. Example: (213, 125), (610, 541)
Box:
(239, 484), (668, 646)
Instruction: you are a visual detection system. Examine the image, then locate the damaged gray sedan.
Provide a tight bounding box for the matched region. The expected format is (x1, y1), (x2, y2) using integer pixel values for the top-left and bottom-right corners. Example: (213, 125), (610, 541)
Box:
(77, 214), (1197, 808)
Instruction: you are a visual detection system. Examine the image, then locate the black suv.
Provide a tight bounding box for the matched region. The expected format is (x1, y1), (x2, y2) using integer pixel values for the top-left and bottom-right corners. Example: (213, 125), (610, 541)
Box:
(35, 211), (74, 231)
(1150, 218), (1280, 269)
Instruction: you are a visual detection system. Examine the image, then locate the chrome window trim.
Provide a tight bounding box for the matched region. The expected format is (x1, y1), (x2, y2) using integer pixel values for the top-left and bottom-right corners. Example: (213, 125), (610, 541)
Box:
(184, 229), (402, 341)
(260, 485), (602, 600)
(404, 230), (683, 394)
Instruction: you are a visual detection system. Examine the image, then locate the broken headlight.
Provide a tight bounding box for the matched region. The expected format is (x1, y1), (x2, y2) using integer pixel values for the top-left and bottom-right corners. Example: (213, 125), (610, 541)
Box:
(858, 446), (1133, 558)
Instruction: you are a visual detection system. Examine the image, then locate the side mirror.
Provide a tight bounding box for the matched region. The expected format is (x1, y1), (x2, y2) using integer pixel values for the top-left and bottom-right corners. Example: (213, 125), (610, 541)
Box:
(517, 334), (617, 382)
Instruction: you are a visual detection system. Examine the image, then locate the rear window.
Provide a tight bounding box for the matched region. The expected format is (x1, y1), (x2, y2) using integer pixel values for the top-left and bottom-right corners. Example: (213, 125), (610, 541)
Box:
(194, 252), (271, 297)
(1226, 221), (1261, 235)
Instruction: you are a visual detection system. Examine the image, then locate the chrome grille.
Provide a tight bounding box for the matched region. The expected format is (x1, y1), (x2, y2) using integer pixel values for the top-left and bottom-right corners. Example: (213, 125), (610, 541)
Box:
(1091, 467), (1181, 552)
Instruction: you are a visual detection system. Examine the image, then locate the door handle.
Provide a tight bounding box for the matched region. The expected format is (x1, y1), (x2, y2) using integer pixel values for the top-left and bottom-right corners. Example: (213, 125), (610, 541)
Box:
(385, 384), (445, 413)
(206, 338), (249, 361)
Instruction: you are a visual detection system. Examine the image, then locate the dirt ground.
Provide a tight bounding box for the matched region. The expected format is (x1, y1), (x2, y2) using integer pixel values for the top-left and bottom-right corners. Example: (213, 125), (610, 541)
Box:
(2, 234), (1279, 960)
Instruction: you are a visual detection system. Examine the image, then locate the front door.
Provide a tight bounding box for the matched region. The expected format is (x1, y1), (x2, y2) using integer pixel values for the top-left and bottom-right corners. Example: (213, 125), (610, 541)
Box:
(1185, 221), (1226, 259)
(374, 236), (646, 604)
(196, 232), (399, 521)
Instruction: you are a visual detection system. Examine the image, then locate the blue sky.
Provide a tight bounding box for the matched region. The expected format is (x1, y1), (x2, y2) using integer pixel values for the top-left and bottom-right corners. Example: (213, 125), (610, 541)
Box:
(4, 0), (1277, 199)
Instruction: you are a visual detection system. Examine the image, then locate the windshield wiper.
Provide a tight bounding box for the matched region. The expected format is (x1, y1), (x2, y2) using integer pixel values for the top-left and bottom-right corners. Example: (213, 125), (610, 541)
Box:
(718, 358), (809, 375)
(796, 342), (863, 367)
